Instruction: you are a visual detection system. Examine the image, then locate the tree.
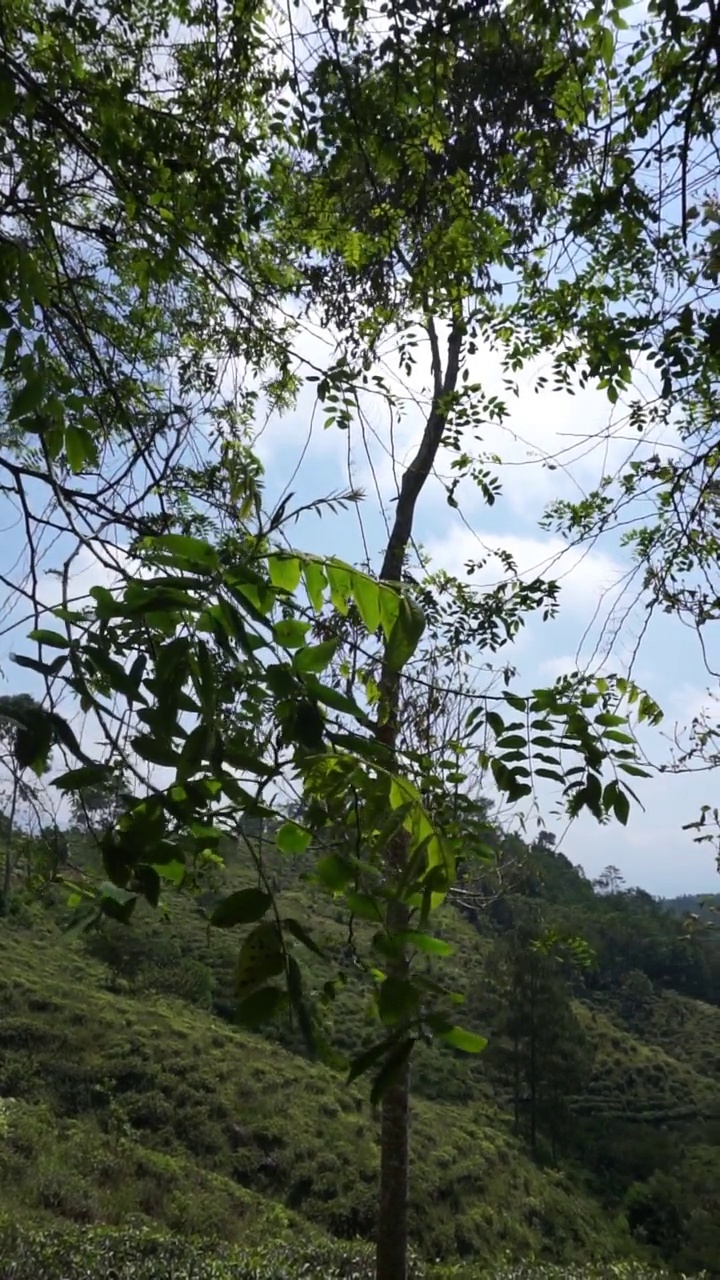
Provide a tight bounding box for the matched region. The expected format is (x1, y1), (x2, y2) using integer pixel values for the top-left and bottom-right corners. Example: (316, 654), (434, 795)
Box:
(487, 920), (592, 1158)
(515, 0), (720, 852)
(0, 692), (52, 906)
(70, 767), (134, 835)
(278, 3), (661, 1268)
(594, 865), (626, 895)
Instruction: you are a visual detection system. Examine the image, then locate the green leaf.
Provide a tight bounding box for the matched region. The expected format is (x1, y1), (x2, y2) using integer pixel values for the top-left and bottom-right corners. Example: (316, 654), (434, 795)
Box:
(504, 693), (527, 713)
(152, 859), (185, 886)
(315, 853), (355, 891)
(276, 821), (312, 855)
(370, 1038), (415, 1105)
(284, 917), (324, 957)
(86, 646), (149, 703)
(613, 788), (630, 825)
(236, 986), (287, 1027)
(326, 562), (353, 613)
(269, 554), (302, 592)
(98, 882), (137, 925)
(9, 377), (44, 421)
(347, 1035), (397, 1085)
(486, 711), (505, 736)
(292, 638), (340, 673)
(148, 534), (218, 571)
(133, 864), (161, 908)
(132, 735), (179, 768)
(303, 560), (327, 612)
(378, 975), (420, 1025)
(211, 888), (272, 928)
(273, 618), (310, 649)
(2, 327), (21, 374)
(346, 890), (383, 921)
(395, 930), (454, 956)
(65, 425), (98, 473)
(436, 1025), (487, 1053)
(48, 711), (90, 764)
(599, 24), (614, 67)
(28, 629), (70, 649)
(384, 595), (426, 673)
(13, 652), (68, 678)
(176, 723), (212, 782)
(303, 675), (370, 723)
(287, 698), (325, 748)
(287, 954), (314, 1050)
(235, 922), (284, 999)
(350, 572), (381, 634)
(53, 765), (111, 791)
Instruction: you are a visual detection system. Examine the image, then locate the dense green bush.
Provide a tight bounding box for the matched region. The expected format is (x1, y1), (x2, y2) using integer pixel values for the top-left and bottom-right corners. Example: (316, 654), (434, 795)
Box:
(0, 1223), (702, 1280)
(0, 1223), (421, 1280)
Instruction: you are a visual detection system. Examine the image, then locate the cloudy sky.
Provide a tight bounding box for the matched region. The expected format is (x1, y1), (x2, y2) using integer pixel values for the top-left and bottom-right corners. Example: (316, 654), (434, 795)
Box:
(0, 315), (718, 898)
(247, 319), (720, 898)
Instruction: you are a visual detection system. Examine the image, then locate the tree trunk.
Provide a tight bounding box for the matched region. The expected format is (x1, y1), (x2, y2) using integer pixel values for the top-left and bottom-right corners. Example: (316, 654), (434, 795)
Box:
(377, 1045), (411, 1280)
(373, 318), (464, 1280)
(2, 779), (19, 911)
(513, 1032), (520, 1133)
(529, 974), (537, 1155)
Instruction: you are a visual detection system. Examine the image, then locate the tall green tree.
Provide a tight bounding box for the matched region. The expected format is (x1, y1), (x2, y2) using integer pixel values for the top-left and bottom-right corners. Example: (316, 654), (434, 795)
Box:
(276, 3), (661, 1270)
(487, 920), (592, 1157)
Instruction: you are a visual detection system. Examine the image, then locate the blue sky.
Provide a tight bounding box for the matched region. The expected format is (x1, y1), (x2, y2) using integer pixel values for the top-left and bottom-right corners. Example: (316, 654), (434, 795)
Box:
(0, 328), (718, 898)
(248, 320), (720, 898)
(1, 0), (717, 898)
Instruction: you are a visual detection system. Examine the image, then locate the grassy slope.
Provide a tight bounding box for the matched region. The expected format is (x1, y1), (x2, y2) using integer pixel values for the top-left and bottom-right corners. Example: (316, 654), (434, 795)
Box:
(0, 917), (630, 1267)
(2, 846), (720, 1272)
(574, 1002), (720, 1122)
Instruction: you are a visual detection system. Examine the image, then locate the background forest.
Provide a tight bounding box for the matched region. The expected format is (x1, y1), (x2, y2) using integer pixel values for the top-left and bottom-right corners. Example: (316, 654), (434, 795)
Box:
(2, 0), (720, 1275)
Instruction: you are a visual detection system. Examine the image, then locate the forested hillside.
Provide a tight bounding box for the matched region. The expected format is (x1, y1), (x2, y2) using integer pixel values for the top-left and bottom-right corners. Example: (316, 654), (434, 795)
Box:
(1, 824), (718, 1276)
(663, 895), (720, 926)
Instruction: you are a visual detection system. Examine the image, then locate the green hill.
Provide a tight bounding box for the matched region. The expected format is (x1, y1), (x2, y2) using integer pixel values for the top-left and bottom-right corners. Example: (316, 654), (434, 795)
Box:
(1, 831), (719, 1276)
(0, 919), (624, 1267)
(662, 893), (720, 924)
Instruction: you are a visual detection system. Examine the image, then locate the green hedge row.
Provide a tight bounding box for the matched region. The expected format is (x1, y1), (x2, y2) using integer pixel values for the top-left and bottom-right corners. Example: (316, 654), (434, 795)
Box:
(0, 1222), (700, 1280)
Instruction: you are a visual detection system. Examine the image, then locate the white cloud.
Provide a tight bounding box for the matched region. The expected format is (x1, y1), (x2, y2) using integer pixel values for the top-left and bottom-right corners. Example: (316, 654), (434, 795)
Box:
(424, 525), (629, 620)
(247, 318), (683, 564)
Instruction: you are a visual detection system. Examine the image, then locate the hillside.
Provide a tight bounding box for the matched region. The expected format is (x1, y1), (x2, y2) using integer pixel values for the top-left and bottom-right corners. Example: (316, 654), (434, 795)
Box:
(0, 918), (626, 1269)
(663, 893), (720, 924)
(1, 832), (719, 1275)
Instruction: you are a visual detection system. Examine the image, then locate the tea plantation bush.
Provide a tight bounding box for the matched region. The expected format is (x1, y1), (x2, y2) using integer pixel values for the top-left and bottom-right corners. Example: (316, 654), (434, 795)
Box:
(0, 1223), (702, 1280)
